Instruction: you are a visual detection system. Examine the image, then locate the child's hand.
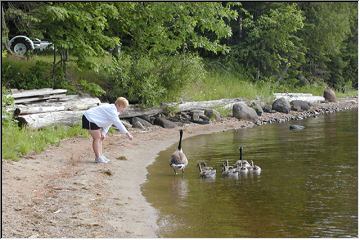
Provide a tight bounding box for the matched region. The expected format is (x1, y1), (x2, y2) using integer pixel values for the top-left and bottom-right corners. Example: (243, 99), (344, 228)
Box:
(101, 132), (106, 140)
(126, 132), (133, 140)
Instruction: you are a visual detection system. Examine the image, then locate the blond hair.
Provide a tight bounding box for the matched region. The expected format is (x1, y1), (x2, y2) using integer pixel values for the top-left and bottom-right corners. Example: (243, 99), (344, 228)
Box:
(115, 97), (129, 108)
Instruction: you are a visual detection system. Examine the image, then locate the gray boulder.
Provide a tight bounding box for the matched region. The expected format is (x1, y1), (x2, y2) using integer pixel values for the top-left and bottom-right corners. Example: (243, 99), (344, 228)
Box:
(272, 98), (291, 113)
(289, 125), (305, 130)
(323, 88), (337, 102)
(204, 109), (221, 121)
(132, 117), (153, 127)
(154, 117), (177, 128)
(140, 115), (156, 125)
(290, 100), (311, 111)
(121, 120), (132, 129)
(249, 101), (263, 116)
(232, 103), (258, 122)
(132, 121), (146, 130)
(262, 105), (272, 113)
(179, 112), (192, 123)
(192, 112), (200, 121)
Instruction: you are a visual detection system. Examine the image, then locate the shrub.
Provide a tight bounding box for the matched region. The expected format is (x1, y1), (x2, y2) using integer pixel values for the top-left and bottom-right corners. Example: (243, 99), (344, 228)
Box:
(101, 53), (206, 106)
(79, 79), (106, 97)
(1, 86), (15, 126)
(2, 59), (53, 89)
(156, 54), (206, 102)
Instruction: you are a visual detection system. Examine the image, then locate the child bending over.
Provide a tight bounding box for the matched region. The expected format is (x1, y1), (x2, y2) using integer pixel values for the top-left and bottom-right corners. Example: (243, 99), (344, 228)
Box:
(82, 97), (133, 163)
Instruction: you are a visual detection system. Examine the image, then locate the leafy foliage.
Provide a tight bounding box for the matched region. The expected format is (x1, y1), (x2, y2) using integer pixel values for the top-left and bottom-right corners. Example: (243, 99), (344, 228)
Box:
(2, 60), (53, 89)
(2, 86), (15, 126)
(33, 2), (120, 69)
(298, 2), (357, 88)
(229, 3), (305, 80)
(101, 53), (206, 106)
(79, 79), (106, 97)
(110, 2), (239, 56)
(2, 2), (358, 101)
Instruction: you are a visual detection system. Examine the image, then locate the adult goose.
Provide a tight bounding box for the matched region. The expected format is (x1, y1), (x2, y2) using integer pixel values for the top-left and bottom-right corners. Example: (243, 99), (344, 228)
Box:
(198, 161), (216, 178)
(170, 129), (188, 175)
(235, 146), (251, 168)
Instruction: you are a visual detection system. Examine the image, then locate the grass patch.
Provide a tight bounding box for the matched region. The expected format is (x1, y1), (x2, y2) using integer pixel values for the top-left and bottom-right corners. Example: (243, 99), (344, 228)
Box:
(181, 70), (271, 101)
(181, 69), (356, 102)
(5, 53), (110, 90)
(2, 123), (88, 161)
(213, 106), (232, 117)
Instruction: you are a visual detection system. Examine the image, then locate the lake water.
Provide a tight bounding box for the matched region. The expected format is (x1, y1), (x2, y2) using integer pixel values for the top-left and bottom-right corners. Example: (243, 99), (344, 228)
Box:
(142, 110), (358, 237)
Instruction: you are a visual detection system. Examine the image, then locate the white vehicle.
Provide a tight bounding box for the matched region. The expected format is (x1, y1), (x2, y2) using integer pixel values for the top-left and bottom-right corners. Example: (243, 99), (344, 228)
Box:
(8, 35), (53, 56)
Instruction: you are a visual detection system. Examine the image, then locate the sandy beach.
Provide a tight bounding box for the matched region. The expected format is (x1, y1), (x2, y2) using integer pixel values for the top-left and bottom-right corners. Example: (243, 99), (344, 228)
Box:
(2, 97), (357, 238)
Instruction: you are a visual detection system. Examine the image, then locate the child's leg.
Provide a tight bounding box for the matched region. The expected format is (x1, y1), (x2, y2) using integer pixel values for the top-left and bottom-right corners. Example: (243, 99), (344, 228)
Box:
(89, 130), (102, 158)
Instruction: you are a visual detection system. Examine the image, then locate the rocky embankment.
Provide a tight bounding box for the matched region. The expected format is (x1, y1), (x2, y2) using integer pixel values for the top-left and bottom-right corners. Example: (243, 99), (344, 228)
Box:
(123, 95), (358, 133)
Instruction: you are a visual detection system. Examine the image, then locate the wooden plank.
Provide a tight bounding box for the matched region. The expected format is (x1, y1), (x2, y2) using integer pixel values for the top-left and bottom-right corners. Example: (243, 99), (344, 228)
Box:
(14, 94), (67, 104)
(274, 93), (325, 103)
(10, 89), (20, 94)
(120, 105), (163, 118)
(17, 109), (129, 129)
(162, 98), (244, 112)
(14, 97), (101, 115)
(11, 88), (67, 99)
(17, 110), (85, 129)
(113, 98), (245, 118)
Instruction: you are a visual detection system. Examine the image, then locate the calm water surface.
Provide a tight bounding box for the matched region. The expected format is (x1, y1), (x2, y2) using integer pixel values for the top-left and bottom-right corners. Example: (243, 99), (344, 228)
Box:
(142, 110), (358, 237)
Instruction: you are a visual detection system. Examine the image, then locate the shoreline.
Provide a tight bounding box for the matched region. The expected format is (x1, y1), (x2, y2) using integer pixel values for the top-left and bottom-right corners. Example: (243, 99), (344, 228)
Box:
(2, 97), (357, 237)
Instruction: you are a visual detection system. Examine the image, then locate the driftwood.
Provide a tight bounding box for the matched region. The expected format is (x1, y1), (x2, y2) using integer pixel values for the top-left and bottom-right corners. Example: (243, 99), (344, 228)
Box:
(14, 97), (246, 129)
(122, 98), (245, 118)
(274, 93), (325, 103)
(162, 98), (244, 112)
(17, 110), (132, 129)
(17, 110), (85, 129)
(11, 88), (68, 99)
(13, 97), (101, 115)
(14, 94), (67, 104)
(120, 105), (163, 118)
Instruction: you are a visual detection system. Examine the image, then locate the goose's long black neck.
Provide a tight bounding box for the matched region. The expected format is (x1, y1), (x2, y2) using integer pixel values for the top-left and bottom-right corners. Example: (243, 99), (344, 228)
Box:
(178, 130), (183, 150)
(239, 146), (243, 160)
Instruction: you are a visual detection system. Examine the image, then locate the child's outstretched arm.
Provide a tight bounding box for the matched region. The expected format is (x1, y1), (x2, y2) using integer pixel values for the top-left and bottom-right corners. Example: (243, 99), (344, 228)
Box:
(112, 115), (133, 140)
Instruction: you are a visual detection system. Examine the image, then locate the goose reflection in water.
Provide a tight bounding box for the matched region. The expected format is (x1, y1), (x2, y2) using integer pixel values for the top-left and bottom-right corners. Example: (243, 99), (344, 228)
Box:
(170, 177), (189, 200)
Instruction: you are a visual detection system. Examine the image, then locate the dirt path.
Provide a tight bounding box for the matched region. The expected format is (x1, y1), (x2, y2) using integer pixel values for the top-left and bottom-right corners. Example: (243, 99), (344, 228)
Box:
(2, 98), (357, 238)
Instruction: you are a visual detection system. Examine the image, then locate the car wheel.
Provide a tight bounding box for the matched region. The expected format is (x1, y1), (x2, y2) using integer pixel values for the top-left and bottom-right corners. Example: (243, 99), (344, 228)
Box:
(10, 38), (30, 56)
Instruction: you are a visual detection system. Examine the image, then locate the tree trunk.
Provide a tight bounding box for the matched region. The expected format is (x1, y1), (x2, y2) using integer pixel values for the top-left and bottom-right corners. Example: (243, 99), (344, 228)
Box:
(14, 94), (67, 104)
(120, 105), (163, 118)
(238, 16), (243, 39)
(52, 45), (57, 87)
(13, 97), (101, 115)
(11, 88), (68, 99)
(274, 93), (325, 103)
(17, 110), (85, 129)
(161, 98), (245, 112)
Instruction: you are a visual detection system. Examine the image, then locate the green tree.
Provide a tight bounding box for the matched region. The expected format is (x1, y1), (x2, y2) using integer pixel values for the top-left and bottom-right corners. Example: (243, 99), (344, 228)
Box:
(3, 2), (121, 86)
(230, 3), (305, 80)
(298, 2), (356, 88)
(33, 3), (119, 68)
(110, 2), (239, 56)
(340, 6), (358, 89)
